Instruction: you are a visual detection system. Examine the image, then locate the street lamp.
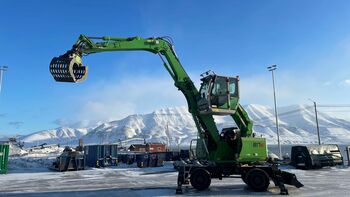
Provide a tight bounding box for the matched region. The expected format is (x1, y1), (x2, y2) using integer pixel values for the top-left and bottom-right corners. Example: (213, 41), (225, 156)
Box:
(308, 99), (321, 145)
(267, 65), (282, 159)
(0, 66), (8, 94)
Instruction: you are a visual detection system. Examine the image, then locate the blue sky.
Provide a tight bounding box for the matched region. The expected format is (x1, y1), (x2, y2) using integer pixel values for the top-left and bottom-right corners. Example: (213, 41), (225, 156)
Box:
(1, 0), (350, 135)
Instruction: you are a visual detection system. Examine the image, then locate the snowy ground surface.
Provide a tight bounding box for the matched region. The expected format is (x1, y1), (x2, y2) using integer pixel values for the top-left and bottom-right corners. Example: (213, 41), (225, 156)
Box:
(1, 163), (350, 197)
(1, 144), (350, 196)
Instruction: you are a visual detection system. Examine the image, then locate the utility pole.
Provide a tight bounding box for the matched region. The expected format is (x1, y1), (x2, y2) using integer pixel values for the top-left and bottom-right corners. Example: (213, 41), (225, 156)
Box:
(267, 65), (282, 159)
(0, 66), (8, 94)
(309, 99), (321, 145)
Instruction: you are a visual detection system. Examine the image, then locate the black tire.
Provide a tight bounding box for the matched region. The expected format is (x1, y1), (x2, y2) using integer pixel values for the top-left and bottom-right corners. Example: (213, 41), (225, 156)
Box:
(241, 172), (248, 184)
(190, 169), (211, 191)
(245, 168), (270, 192)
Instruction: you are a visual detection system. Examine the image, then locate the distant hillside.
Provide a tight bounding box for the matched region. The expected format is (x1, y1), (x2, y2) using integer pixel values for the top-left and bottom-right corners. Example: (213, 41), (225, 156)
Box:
(20, 127), (89, 147)
(19, 105), (350, 147)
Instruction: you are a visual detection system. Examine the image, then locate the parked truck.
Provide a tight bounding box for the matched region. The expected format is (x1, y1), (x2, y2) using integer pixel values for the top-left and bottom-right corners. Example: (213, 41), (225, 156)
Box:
(290, 144), (343, 169)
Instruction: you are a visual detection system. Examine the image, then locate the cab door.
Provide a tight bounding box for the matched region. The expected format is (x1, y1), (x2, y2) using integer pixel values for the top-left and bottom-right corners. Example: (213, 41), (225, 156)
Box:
(228, 77), (239, 109)
(210, 76), (229, 109)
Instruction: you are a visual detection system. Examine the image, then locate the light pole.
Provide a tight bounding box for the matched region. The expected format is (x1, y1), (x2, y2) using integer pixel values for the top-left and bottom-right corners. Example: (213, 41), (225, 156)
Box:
(267, 65), (282, 159)
(309, 99), (321, 145)
(0, 66), (8, 94)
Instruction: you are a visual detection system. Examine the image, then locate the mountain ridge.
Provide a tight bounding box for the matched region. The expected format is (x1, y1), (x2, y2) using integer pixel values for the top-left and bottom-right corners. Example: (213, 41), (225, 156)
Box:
(18, 104), (350, 147)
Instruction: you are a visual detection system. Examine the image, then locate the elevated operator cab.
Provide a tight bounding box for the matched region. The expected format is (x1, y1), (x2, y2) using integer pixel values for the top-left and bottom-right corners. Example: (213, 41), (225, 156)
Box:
(197, 71), (239, 115)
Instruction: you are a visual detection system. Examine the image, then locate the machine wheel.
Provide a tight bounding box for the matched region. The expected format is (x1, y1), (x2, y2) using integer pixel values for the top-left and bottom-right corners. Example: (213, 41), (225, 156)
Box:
(190, 169), (211, 191)
(241, 171), (248, 184)
(241, 174), (248, 184)
(245, 168), (270, 192)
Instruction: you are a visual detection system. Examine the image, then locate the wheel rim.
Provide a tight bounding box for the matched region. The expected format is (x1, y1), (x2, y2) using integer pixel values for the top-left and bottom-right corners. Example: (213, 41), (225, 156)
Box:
(191, 169), (211, 190)
(251, 174), (265, 187)
(246, 169), (269, 191)
(194, 175), (205, 185)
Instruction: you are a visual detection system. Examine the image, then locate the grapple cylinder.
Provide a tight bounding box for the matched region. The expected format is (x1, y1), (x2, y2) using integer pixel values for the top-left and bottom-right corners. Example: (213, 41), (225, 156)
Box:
(49, 56), (88, 83)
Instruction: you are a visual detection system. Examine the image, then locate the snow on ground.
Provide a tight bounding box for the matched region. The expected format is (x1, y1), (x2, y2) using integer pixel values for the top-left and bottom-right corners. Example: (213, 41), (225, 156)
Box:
(8, 143), (27, 156)
(8, 144), (64, 169)
(1, 162), (350, 197)
(2, 143), (350, 196)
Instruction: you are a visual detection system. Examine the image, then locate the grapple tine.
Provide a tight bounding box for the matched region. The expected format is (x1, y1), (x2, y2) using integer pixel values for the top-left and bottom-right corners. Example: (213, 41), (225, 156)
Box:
(49, 54), (88, 83)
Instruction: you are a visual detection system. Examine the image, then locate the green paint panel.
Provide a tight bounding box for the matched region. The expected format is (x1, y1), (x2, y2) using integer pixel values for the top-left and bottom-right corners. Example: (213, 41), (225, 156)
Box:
(239, 137), (268, 163)
(0, 143), (9, 174)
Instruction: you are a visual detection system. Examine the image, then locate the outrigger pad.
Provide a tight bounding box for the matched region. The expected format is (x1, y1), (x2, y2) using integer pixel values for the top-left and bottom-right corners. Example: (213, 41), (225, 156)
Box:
(281, 171), (304, 188)
(49, 56), (88, 83)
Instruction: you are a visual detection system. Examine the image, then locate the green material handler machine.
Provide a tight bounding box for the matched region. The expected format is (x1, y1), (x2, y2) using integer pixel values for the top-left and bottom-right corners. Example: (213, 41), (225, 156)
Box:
(50, 35), (303, 195)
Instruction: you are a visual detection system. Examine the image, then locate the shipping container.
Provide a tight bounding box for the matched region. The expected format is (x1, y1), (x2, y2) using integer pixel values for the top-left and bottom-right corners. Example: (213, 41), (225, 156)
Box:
(156, 152), (166, 167)
(165, 151), (181, 161)
(118, 153), (127, 164)
(136, 153), (149, 168)
(136, 153), (164, 168)
(52, 151), (85, 171)
(0, 142), (9, 174)
(84, 144), (118, 167)
(148, 153), (158, 167)
(126, 154), (136, 165)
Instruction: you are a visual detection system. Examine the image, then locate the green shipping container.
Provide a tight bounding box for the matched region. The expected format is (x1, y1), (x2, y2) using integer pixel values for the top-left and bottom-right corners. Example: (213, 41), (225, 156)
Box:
(0, 142), (9, 174)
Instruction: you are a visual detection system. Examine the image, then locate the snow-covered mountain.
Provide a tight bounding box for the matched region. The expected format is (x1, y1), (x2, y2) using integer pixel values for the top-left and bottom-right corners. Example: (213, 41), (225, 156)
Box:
(20, 127), (90, 147)
(246, 104), (350, 144)
(18, 104), (350, 147)
(83, 107), (196, 146)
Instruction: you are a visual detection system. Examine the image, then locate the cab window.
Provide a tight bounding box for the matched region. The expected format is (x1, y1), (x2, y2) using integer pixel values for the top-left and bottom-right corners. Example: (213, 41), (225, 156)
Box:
(211, 77), (227, 96)
(199, 82), (209, 99)
(229, 78), (238, 97)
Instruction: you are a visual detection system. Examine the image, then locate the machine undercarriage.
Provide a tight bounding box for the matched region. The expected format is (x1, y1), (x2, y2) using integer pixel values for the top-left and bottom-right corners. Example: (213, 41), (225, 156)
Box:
(175, 160), (303, 195)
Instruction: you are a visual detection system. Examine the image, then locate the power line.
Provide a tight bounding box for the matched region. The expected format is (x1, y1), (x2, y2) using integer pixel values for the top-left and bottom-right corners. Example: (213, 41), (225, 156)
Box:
(318, 105), (350, 108)
(251, 106), (350, 129)
(251, 104), (350, 123)
(317, 110), (350, 112)
(251, 106), (314, 122)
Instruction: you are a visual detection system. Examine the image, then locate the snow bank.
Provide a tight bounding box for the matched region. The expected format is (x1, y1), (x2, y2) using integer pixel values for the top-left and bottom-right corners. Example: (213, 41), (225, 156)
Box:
(8, 144), (63, 169)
